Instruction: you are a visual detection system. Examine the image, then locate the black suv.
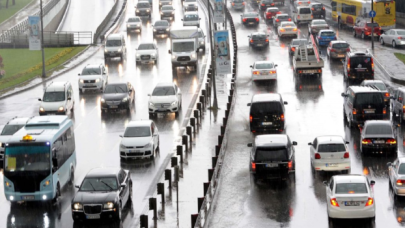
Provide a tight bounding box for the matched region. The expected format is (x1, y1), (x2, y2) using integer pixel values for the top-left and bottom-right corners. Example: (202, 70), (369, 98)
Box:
(259, 0), (275, 11)
(310, 3), (325, 18)
(360, 120), (397, 155)
(248, 32), (270, 49)
(135, 1), (152, 18)
(248, 134), (297, 182)
(343, 51), (374, 83)
(342, 86), (387, 128)
(248, 93), (287, 133)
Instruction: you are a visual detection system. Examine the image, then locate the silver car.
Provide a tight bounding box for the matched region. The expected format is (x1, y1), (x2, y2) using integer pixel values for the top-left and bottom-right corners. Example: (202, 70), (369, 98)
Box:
(161, 5), (175, 20)
(231, 0), (245, 10)
(380, 29), (405, 48)
(308, 19), (329, 35)
(126, 17), (142, 33)
(136, 43), (159, 65)
(388, 157), (405, 196)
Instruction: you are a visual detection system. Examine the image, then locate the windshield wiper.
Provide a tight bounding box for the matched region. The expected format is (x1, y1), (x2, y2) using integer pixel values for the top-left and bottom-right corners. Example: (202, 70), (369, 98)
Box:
(100, 180), (114, 190)
(88, 182), (96, 191)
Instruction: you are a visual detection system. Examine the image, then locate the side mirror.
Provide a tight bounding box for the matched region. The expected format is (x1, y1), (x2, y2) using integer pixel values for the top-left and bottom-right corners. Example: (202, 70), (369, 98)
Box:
(370, 180), (375, 185)
(121, 183), (127, 188)
(292, 141), (298, 145)
(178, 92), (182, 95)
(38, 98), (42, 101)
(250, 65), (253, 68)
(148, 94), (151, 96)
(247, 143), (253, 147)
(129, 88), (133, 92)
(78, 73), (81, 76)
(75, 185), (80, 189)
(199, 18), (201, 20)
(341, 92), (347, 97)
(323, 181), (328, 186)
(168, 50), (172, 54)
(387, 162), (392, 167)
(346, 141), (349, 144)
(67, 97), (72, 101)
(119, 135), (123, 138)
(275, 64), (278, 67)
(308, 142), (312, 145)
(247, 103), (251, 106)
(284, 101), (288, 104)
(181, 19), (183, 21)
(103, 72), (106, 75)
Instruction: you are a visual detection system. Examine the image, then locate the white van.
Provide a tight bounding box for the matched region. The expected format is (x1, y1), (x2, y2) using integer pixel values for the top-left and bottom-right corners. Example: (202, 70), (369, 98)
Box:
(294, 6), (313, 24)
(104, 34), (127, 62)
(38, 81), (75, 116)
(182, 12), (200, 27)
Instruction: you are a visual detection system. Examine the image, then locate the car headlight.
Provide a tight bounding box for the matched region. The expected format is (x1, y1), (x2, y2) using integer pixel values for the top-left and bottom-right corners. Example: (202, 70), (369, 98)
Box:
(151, 53), (156, 57)
(144, 142), (152, 148)
(166, 28), (169, 31)
(172, 55), (176, 60)
(153, 29), (157, 32)
(171, 101), (177, 106)
(200, 41), (204, 44)
(39, 107), (45, 112)
(100, 98), (105, 103)
(104, 49), (108, 53)
(95, 78), (100, 83)
(136, 9), (140, 12)
(160, 2), (162, 4)
(169, 1), (172, 4)
(149, 102), (154, 107)
(127, 24), (130, 27)
(147, 9), (150, 12)
(0, 142), (2, 147)
(117, 48), (122, 53)
(120, 144), (126, 150)
(122, 97), (128, 102)
(191, 53), (196, 59)
(104, 202), (114, 209)
(58, 106), (64, 112)
(172, 11), (175, 14)
(136, 53), (140, 57)
(73, 203), (83, 210)
(79, 79), (84, 83)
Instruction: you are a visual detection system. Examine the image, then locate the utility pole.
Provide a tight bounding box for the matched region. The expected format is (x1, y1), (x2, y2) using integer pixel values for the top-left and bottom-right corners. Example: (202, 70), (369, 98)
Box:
(40, 0), (46, 77)
(371, 0), (374, 51)
(208, 0), (218, 109)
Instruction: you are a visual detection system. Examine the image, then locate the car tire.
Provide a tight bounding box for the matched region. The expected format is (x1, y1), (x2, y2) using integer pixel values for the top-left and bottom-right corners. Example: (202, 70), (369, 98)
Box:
(353, 30), (356, 37)
(393, 40), (397, 48)
(52, 183), (61, 205)
(250, 173), (257, 185)
(380, 37), (385, 45)
(154, 59), (158, 64)
(149, 113), (155, 119)
(175, 111), (179, 117)
(361, 32), (365, 39)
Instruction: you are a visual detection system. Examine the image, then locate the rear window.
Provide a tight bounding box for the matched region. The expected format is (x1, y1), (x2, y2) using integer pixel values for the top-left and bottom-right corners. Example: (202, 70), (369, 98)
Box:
(255, 147), (288, 161)
(251, 102), (282, 115)
(335, 183), (368, 194)
(244, 13), (258, 17)
(255, 63), (274, 69)
(278, 15), (289, 19)
(281, 22), (295, 27)
(299, 8), (311, 14)
(267, 8), (279, 12)
(366, 23), (379, 27)
(320, 31), (335, 36)
(397, 31), (405, 35)
(138, 44), (155, 50)
(318, 144), (346, 152)
(252, 34), (267, 40)
(365, 124), (392, 135)
(332, 43), (349, 48)
(124, 126), (151, 137)
(354, 93), (384, 107)
(312, 4), (323, 9)
(350, 57), (372, 68)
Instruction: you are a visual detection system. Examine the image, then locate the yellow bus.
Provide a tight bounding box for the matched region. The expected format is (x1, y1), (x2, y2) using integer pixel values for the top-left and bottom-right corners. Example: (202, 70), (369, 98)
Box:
(331, 0), (396, 30)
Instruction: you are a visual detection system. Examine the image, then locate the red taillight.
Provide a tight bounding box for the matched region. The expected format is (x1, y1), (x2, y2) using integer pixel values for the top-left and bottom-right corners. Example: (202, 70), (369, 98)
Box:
(311, 7), (314, 10)
(385, 92), (390, 97)
(386, 139), (397, 144)
(344, 152), (349, 158)
(371, 57), (374, 70)
(250, 39), (254, 43)
(242, 2), (245, 5)
(288, 18), (291, 21)
(352, 108), (356, 115)
(362, 139), (372, 144)
(266, 12), (271, 15)
(383, 108), (387, 115)
(276, 19), (280, 22)
(243, 18), (247, 22)
(346, 48), (350, 52)
(322, 7), (325, 10)
(255, 18), (259, 22)
(271, 3), (274, 5)
(291, 47), (296, 52)
(280, 114), (284, 121)
(397, 180), (405, 186)
(288, 161), (293, 170)
(297, 15), (300, 19)
(251, 162), (256, 171)
(252, 71), (260, 74)
(365, 198), (374, 206)
(250, 115), (252, 122)
(347, 58), (351, 71)
(277, 11), (281, 14)
(307, 1), (310, 3)
(403, 105), (405, 113)
(315, 153), (321, 159)
(399, 37), (402, 40)
(330, 198), (339, 207)
(265, 38), (269, 42)
(261, 3), (265, 6)
(330, 48), (336, 52)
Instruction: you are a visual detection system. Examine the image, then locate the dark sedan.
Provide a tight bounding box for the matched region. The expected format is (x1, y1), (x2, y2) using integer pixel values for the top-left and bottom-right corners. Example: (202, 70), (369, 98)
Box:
(241, 12), (260, 27)
(288, 38), (308, 56)
(100, 82), (135, 113)
(153, 20), (170, 37)
(248, 32), (270, 49)
(71, 168), (132, 222)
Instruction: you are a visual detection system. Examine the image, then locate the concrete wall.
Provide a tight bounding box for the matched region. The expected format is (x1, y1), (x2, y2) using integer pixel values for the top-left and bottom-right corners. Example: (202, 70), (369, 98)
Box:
(43, 0), (68, 31)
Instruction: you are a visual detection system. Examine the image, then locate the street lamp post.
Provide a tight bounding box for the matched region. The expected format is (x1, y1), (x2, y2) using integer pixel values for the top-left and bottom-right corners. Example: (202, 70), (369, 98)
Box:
(208, 0), (218, 109)
(40, 0), (46, 77)
(371, 0), (374, 50)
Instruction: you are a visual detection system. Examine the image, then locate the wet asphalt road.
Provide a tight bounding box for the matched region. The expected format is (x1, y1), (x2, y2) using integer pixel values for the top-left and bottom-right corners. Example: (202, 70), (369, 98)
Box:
(207, 1), (405, 228)
(0, 0), (209, 227)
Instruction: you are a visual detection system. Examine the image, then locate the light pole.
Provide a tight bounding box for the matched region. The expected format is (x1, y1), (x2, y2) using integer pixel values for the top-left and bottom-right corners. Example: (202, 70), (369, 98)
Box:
(40, 0), (46, 77)
(208, 0), (218, 109)
(371, 0), (374, 51)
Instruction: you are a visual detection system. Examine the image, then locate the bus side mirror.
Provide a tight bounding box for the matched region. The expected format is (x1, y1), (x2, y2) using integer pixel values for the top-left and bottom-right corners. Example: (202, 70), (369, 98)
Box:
(52, 157), (58, 171)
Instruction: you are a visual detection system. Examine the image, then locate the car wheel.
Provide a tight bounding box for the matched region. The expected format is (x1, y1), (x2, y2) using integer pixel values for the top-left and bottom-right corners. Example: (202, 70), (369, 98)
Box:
(380, 37), (385, 45)
(52, 183), (61, 205)
(361, 32), (365, 39)
(353, 30), (356, 37)
(116, 203), (122, 220)
(126, 183), (132, 207)
(393, 40), (397, 48)
(175, 111), (179, 117)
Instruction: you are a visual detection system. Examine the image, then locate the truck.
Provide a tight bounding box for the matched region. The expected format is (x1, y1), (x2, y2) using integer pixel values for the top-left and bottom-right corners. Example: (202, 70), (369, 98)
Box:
(292, 35), (324, 78)
(168, 26), (199, 72)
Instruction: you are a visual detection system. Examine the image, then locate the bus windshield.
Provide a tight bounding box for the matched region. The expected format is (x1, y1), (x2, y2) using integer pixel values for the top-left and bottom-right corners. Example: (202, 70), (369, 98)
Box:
(4, 145), (50, 172)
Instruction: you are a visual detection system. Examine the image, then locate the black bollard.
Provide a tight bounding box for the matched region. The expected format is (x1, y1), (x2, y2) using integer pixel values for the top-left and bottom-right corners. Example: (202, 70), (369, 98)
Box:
(212, 156), (218, 168)
(165, 169), (172, 189)
(191, 214), (198, 228)
(140, 214), (148, 228)
(203, 182), (209, 195)
(220, 126), (225, 136)
(215, 145), (220, 156)
(186, 125), (193, 141)
(198, 197), (204, 212)
(177, 145), (183, 163)
(218, 135), (223, 145)
(149, 198), (157, 220)
(157, 183), (165, 205)
(197, 102), (202, 113)
(194, 110), (199, 124)
(182, 135), (188, 152)
(208, 169), (214, 181)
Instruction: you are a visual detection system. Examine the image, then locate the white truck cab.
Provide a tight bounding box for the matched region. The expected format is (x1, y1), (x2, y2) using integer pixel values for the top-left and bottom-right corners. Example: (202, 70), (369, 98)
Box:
(38, 81), (75, 116)
(168, 27), (199, 72)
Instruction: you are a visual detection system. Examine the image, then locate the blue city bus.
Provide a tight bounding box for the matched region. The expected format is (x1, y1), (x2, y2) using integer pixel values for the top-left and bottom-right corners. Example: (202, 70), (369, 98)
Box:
(3, 116), (76, 204)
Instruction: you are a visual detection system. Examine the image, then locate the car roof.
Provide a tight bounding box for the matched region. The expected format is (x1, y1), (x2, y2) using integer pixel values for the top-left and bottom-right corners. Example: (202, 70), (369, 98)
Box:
(312, 19), (326, 23)
(267, 7), (279, 10)
(254, 61), (273, 65)
(6, 117), (31, 125)
(251, 93), (282, 103)
(83, 64), (101, 69)
(348, 86), (380, 93)
(348, 51), (372, 57)
(154, 20), (169, 24)
(126, 120), (153, 127)
(334, 174), (367, 184)
(255, 134), (289, 147)
(319, 29), (334, 33)
(280, 21), (294, 24)
(86, 167), (121, 178)
(107, 34), (122, 40)
(330, 40), (347, 44)
(155, 82), (175, 87)
(185, 11), (198, 15)
(316, 135), (345, 144)
(252, 32), (266, 35)
(398, 157), (405, 163)
(276, 13), (289, 17)
(364, 120), (392, 127)
(46, 81), (69, 92)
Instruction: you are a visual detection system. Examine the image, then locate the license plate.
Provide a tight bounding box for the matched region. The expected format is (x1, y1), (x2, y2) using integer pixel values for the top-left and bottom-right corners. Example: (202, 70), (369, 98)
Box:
(266, 163), (278, 167)
(257, 44), (263, 46)
(338, 54), (345, 57)
(356, 68), (365, 72)
(364, 110), (375, 114)
(180, 62), (188, 65)
(159, 31), (164, 33)
(249, 22), (254, 24)
(22, 195), (34, 200)
(86, 214), (101, 219)
(374, 140), (385, 144)
(326, 163), (337, 167)
(261, 72), (269, 75)
(345, 201), (360, 206)
(262, 122), (272, 125)
(110, 105), (118, 109)
(303, 70), (318, 73)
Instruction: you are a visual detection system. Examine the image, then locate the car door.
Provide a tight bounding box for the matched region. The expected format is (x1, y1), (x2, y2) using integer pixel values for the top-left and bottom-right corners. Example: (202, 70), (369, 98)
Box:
(390, 30), (395, 43)
(396, 91), (404, 116)
(118, 170), (129, 204)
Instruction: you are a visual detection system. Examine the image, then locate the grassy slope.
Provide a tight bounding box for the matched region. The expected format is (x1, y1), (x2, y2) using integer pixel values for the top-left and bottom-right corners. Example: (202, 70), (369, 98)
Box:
(0, 0), (32, 24)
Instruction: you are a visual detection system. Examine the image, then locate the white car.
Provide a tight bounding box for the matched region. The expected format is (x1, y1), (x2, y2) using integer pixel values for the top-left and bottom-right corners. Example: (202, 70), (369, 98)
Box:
(380, 29), (405, 48)
(294, 0), (310, 9)
(126, 17), (142, 33)
(182, 12), (200, 27)
(250, 61), (278, 81)
(148, 82), (182, 117)
(136, 43), (159, 65)
(78, 64), (108, 93)
(119, 120), (159, 159)
(309, 135), (350, 174)
(39, 81), (75, 116)
(183, 0), (197, 9)
(161, 5), (175, 20)
(324, 175), (376, 223)
(388, 157), (405, 196)
(278, 21), (298, 38)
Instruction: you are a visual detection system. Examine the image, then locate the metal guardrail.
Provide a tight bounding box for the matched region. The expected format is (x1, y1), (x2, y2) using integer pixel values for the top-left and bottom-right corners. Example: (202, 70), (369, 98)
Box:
(0, 0), (63, 43)
(93, 0), (119, 44)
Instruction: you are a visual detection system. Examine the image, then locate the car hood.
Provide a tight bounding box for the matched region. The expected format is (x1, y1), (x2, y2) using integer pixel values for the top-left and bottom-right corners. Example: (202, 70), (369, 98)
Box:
(103, 93), (127, 101)
(312, 24), (329, 28)
(162, 9), (174, 13)
(149, 95), (177, 104)
(40, 101), (66, 111)
(127, 22), (141, 26)
(105, 46), (122, 52)
(137, 49), (157, 55)
(0, 135), (12, 144)
(121, 136), (152, 147)
(73, 191), (117, 204)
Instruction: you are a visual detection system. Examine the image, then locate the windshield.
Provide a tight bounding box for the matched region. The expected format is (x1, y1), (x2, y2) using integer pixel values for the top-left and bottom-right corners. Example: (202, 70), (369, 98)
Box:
(233, 0), (243, 2)
(138, 44), (155, 50)
(332, 43), (349, 48)
(318, 144), (346, 152)
(128, 17), (140, 22)
(162, 6), (173, 10)
(106, 39), (122, 47)
(255, 147), (288, 162)
(152, 86), (175, 96)
(155, 21), (168, 26)
(137, 2), (150, 8)
(335, 183), (368, 194)
(173, 41), (194, 52)
(252, 34), (267, 40)
(184, 14), (198, 21)
(365, 124), (392, 135)
(313, 20), (327, 25)
(104, 84), (128, 93)
(366, 23), (379, 27)
(5, 145), (50, 172)
(320, 31), (335, 36)
(124, 126), (151, 137)
(80, 177), (118, 191)
(251, 102), (282, 115)
(255, 63), (274, 69)
(1, 125), (25, 135)
(398, 164), (405, 175)
(43, 91), (65, 102)
(81, 67), (101, 75)
(185, 0), (196, 2)
(292, 39), (308, 45)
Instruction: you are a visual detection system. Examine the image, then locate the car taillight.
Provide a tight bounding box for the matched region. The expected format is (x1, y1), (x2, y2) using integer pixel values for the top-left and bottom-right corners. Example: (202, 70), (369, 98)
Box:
(265, 38), (269, 42)
(291, 47), (296, 52)
(330, 48), (336, 52)
(242, 2), (245, 4)
(288, 18), (291, 21)
(344, 152), (349, 158)
(347, 58), (351, 71)
(307, 1), (310, 3)
(251, 162), (256, 171)
(403, 105), (405, 113)
(383, 107), (387, 114)
(362, 139), (372, 144)
(315, 153), (321, 159)
(352, 108), (356, 115)
(311, 15), (313, 19)
(255, 18), (259, 22)
(266, 12), (271, 15)
(261, 3), (265, 6)
(330, 198), (339, 207)
(311, 7), (314, 10)
(253, 71), (260, 75)
(346, 48), (350, 52)
(297, 15), (300, 19)
(365, 198), (374, 206)
(277, 11), (281, 14)
(276, 19), (280, 22)
(250, 39), (254, 43)
(386, 139), (397, 144)
(243, 18), (247, 22)
(232, 2), (235, 5)
(322, 7), (325, 10)
(371, 58), (374, 70)
(269, 70), (276, 74)
(288, 161), (293, 170)
(250, 115), (252, 122)
(385, 92), (390, 97)
(280, 114), (284, 121)
(271, 3), (274, 5)
(399, 37), (402, 40)
(397, 180), (405, 186)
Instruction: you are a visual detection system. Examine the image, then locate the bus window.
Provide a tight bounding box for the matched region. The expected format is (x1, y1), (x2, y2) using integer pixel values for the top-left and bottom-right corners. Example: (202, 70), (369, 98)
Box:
(331, 1), (336, 11)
